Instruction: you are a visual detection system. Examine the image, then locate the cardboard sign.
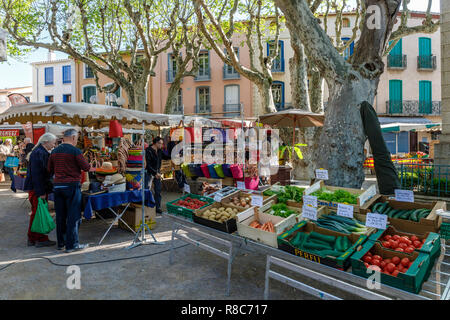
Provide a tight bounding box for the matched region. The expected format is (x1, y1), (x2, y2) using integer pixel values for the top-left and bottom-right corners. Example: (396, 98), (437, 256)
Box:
(394, 189), (414, 203)
(365, 212), (388, 230)
(303, 195), (318, 208)
(304, 180), (321, 195)
(315, 169), (329, 180)
(337, 203), (354, 219)
(302, 205), (318, 221)
(251, 195), (263, 207)
(214, 194), (222, 202)
(183, 183), (190, 193)
(237, 181), (245, 190)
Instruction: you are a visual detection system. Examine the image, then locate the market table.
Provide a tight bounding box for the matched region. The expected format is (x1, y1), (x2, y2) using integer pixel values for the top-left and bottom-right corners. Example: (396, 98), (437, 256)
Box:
(163, 212), (450, 300)
(84, 189), (155, 245)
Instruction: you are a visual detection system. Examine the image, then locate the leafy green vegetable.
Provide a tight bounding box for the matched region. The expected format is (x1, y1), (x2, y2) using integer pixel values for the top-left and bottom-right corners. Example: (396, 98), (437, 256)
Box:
(263, 186), (305, 204)
(310, 188), (358, 205)
(268, 203), (297, 218)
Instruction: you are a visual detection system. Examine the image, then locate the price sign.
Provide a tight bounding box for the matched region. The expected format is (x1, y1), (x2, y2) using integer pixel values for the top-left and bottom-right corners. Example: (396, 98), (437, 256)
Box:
(303, 195), (318, 208)
(302, 205), (318, 221)
(315, 169), (329, 180)
(251, 195), (264, 207)
(237, 181), (245, 190)
(365, 212), (388, 230)
(184, 183), (190, 193)
(214, 194), (222, 202)
(394, 189), (414, 203)
(337, 203), (354, 219)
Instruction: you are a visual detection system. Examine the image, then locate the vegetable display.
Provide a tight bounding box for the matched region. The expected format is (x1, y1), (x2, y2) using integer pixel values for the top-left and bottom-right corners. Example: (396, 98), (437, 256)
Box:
(315, 214), (369, 235)
(362, 251), (413, 277)
(249, 220), (275, 233)
(380, 234), (425, 252)
(267, 203), (297, 218)
(197, 206), (239, 223)
(289, 231), (352, 257)
(229, 195), (252, 208)
(371, 202), (431, 221)
(310, 188), (358, 205)
(263, 185), (305, 204)
(174, 197), (207, 210)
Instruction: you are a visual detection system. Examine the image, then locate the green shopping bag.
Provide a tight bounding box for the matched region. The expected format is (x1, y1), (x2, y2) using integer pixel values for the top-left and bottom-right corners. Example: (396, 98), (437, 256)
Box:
(31, 198), (56, 234)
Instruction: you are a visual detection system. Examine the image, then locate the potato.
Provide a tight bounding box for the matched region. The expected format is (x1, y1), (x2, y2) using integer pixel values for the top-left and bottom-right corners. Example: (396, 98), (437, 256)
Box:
(230, 213), (236, 218)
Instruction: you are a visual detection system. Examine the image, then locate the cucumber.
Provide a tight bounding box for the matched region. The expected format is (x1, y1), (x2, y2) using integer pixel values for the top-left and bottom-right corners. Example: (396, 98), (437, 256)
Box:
(418, 209), (431, 220)
(342, 236), (352, 251)
(319, 249), (345, 258)
(379, 202), (389, 214)
(388, 209), (400, 218)
(393, 210), (404, 218)
(308, 238), (333, 249)
(410, 209), (423, 222)
(334, 236), (344, 251)
(400, 210), (413, 220)
(303, 241), (334, 251)
(309, 231), (336, 245)
(372, 203), (384, 213)
(290, 232), (306, 247)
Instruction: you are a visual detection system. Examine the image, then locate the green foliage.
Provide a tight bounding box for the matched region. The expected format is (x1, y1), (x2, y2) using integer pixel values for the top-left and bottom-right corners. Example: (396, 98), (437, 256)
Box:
(310, 188), (358, 205)
(263, 185), (305, 204)
(269, 203), (296, 218)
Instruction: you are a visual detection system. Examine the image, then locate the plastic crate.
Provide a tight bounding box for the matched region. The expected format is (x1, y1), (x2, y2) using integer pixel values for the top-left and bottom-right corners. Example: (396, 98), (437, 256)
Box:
(166, 194), (215, 221)
(440, 223), (450, 239)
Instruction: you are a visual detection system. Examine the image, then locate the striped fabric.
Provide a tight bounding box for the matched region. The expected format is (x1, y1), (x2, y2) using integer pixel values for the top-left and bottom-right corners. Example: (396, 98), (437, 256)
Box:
(48, 143), (91, 185)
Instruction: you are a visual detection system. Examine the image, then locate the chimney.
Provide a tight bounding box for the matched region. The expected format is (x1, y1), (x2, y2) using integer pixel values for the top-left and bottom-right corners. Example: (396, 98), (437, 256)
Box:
(48, 49), (56, 62)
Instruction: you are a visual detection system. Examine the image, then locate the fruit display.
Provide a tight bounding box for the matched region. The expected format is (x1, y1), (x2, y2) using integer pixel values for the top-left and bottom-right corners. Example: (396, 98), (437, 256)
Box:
(361, 251), (414, 277)
(263, 185), (305, 204)
(289, 231), (352, 258)
(266, 203), (299, 218)
(249, 220), (275, 232)
(315, 213), (369, 235)
(196, 205), (239, 223)
(173, 197), (208, 210)
(310, 188), (358, 205)
(379, 233), (425, 252)
(371, 202), (431, 221)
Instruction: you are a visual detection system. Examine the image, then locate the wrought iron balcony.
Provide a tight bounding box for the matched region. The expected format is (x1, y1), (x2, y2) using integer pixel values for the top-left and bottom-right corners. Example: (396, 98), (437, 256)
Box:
(384, 100), (441, 116)
(223, 103), (242, 117)
(195, 67), (211, 81)
(387, 54), (407, 69)
(417, 55), (437, 71)
(195, 104), (211, 116)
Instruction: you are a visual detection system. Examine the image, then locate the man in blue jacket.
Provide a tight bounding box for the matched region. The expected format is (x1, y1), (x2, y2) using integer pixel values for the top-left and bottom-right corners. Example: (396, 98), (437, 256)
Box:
(24, 133), (57, 247)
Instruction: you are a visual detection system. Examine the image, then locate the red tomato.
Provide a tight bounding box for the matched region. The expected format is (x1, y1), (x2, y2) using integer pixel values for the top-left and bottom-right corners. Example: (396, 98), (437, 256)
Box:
(392, 270), (400, 277)
(384, 235), (392, 241)
(368, 265), (381, 272)
(372, 259), (381, 267)
(373, 255), (382, 261)
(392, 257), (401, 265)
(364, 262), (370, 268)
(384, 258), (392, 265)
(404, 246), (415, 253)
(366, 251), (373, 257)
(400, 238), (412, 246)
(363, 256), (372, 264)
(401, 257), (410, 267)
(410, 235), (419, 242)
(380, 261), (387, 269)
(386, 263), (396, 273)
(382, 241), (391, 248)
(392, 235), (401, 241)
(398, 243), (408, 249)
(389, 240), (399, 249)
(413, 240), (422, 248)
(395, 248), (404, 252)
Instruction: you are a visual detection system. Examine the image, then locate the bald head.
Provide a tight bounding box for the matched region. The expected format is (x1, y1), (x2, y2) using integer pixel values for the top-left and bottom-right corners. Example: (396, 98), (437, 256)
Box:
(24, 138), (32, 144)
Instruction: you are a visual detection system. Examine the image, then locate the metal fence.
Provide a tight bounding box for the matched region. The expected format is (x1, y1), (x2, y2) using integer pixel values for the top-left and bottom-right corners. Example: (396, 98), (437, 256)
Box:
(396, 163), (450, 197)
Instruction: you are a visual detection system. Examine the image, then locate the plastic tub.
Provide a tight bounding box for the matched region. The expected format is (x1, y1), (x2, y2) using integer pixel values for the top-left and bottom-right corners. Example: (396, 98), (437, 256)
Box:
(181, 164), (193, 178)
(194, 164), (204, 177)
(208, 164), (220, 179)
(214, 164), (225, 178)
(222, 164), (233, 177)
(201, 163), (211, 178)
(230, 164), (243, 179)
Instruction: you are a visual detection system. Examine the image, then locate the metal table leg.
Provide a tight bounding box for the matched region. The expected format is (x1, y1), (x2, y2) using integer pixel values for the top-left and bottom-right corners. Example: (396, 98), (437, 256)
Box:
(98, 203), (135, 245)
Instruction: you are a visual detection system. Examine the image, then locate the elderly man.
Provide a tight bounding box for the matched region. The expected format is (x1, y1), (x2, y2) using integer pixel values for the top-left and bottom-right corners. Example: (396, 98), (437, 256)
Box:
(48, 129), (90, 253)
(24, 133), (57, 247)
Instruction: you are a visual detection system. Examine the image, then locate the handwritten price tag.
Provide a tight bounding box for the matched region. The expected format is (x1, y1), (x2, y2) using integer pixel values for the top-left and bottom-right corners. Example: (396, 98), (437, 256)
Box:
(184, 183), (190, 193)
(214, 194), (222, 202)
(237, 181), (245, 190)
(251, 195), (264, 207)
(315, 169), (329, 180)
(394, 189), (414, 203)
(302, 205), (318, 221)
(365, 212), (388, 230)
(303, 195), (318, 208)
(337, 203), (354, 219)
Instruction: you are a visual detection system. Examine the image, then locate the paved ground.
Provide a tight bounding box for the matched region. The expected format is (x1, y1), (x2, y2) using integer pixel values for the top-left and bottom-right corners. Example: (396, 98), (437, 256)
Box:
(0, 179), (374, 300)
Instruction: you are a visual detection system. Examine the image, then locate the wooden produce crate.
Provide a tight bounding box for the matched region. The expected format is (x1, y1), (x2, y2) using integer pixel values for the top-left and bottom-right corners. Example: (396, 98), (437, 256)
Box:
(221, 191), (276, 210)
(360, 194), (446, 234)
(118, 203), (156, 232)
(236, 207), (300, 248)
(160, 160), (173, 174)
(303, 180), (377, 213)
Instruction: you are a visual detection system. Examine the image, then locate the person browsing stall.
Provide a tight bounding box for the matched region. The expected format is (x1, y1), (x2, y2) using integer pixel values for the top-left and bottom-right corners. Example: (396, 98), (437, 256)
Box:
(48, 129), (90, 253)
(24, 133), (57, 248)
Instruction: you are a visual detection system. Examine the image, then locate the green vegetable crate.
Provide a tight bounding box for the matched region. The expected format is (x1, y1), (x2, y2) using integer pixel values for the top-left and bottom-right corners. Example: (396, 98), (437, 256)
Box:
(350, 242), (431, 294)
(360, 195), (446, 234)
(441, 222), (450, 240)
(262, 184), (305, 207)
(277, 220), (369, 270)
(166, 193), (215, 221)
(303, 180), (377, 213)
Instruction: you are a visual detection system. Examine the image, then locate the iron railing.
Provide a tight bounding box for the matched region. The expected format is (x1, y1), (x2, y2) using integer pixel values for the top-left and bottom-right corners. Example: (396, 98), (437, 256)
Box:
(417, 55), (437, 70)
(223, 103), (242, 117)
(195, 104), (211, 115)
(223, 65), (240, 79)
(397, 163), (450, 197)
(195, 67), (211, 81)
(387, 54), (407, 69)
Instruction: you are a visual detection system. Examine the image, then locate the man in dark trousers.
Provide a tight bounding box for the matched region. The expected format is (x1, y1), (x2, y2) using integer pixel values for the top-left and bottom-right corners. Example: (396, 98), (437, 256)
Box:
(145, 136), (169, 214)
(48, 129), (91, 253)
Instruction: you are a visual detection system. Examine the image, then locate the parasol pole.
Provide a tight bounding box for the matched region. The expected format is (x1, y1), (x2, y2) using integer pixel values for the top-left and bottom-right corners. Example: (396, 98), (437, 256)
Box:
(291, 117), (296, 182)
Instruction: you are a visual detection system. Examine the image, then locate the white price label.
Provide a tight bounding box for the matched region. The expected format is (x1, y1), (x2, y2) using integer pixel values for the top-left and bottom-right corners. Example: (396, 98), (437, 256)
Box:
(337, 203), (354, 219)
(214, 194), (222, 202)
(184, 183), (190, 193)
(394, 189), (414, 203)
(251, 195), (264, 207)
(303, 195), (318, 208)
(315, 169), (329, 180)
(302, 205), (318, 221)
(365, 212), (388, 230)
(237, 181), (245, 190)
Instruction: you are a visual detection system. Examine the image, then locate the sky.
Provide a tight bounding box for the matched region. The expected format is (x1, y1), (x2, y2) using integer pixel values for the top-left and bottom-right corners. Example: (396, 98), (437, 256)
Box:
(0, 0), (441, 90)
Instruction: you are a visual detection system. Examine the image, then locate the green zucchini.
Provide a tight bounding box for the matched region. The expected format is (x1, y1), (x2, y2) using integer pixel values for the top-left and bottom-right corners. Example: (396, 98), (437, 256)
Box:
(393, 210), (404, 219)
(342, 236), (352, 251)
(418, 209), (431, 220)
(290, 232), (306, 247)
(319, 249), (345, 258)
(309, 231), (336, 245)
(303, 241), (334, 251)
(378, 202), (389, 214)
(410, 209), (423, 222)
(388, 209), (400, 218)
(400, 210), (413, 220)
(383, 206), (393, 216)
(334, 236), (343, 251)
(308, 238), (333, 249)
(372, 203), (383, 213)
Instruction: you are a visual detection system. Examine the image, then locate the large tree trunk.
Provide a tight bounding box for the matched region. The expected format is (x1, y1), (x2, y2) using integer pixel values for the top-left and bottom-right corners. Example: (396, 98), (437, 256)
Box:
(133, 84), (147, 112)
(308, 67), (323, 113)
(164, 79), (183, 114)
(258, 80), (277, 114)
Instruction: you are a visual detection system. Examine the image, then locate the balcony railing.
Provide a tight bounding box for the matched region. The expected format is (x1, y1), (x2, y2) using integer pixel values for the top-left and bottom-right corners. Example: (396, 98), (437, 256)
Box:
(271, 58), (284, 73)
(387, 54), (407, 69)
(195, 67), (211, 81)
(195, 104), (211, 115)
(223, 103), (242, 117)
(384, 100), (441, 116)
(223, 65), (240, 79)
(417, 55), (437, 70)
(171, 104), (183, 114)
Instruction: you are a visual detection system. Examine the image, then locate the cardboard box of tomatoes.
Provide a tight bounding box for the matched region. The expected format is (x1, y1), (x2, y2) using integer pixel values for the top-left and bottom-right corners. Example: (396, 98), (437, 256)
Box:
(277, 221), (369, 270)
(166, 193), (215, 220)
(350, 242), (432, 294)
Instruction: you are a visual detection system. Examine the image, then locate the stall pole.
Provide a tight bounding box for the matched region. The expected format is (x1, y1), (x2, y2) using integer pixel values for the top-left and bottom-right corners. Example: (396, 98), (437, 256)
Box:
(127, 121), (164, 249)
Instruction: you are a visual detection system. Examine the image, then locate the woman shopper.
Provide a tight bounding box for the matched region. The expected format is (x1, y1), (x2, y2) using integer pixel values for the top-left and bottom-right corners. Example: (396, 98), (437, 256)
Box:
(0, 139), (16, 188)
(24, 133), (57, 247)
